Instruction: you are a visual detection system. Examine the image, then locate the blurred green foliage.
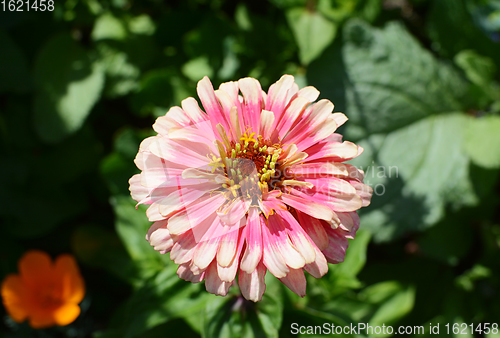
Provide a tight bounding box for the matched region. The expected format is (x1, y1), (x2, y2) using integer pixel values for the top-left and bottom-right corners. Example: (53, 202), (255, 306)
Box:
(0, 0), (499, 337)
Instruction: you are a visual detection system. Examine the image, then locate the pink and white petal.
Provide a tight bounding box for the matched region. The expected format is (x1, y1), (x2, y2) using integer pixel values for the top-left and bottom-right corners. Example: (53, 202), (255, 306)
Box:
(129, 174), (150, 204)
(167, 193), (225, 235)
(266, 75), (295, 125)
(276, 97), (310, 139)
(219, 81), (240, 100)
(170, 231), (198, 265)
(149, 137), (210, 168)
(146, 203), (165, 222)
(216, 227), (239, 267)
(349, 180), (373, 207)
(322, 227), (349, 264)
(192, 235), (220, 270)
(261, 218), (289, 278)
(331, 113), (348, 127)
(238, 77), (262, 133)
(239, 263), (267, 302)
(197, 76), (231, 134)
(177, 263), (205, 283)
(266, 214), (306, 269)
(146, 220), (173, 254)
(279, 268), (307, 297)
(259, 110), (275, 140)
(303, 246), (328, 278)
(296, 211), (329, 251)
(217, 228), (245, 281)
(277, 210), (317, 264)
(205, 261), (232, 296)
(296, 86), (320, 102)
(304, 141), (361, 162)
(181, 97), (208, 123)
(240, 209), (263, 273)
(337, 212), (360, 239)
(217, 197), (251, 226)
(281, 192), (334, 222)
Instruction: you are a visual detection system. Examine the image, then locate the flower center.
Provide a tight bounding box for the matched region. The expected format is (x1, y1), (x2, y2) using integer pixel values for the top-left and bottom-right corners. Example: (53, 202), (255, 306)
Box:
(209, 130), (285, 201)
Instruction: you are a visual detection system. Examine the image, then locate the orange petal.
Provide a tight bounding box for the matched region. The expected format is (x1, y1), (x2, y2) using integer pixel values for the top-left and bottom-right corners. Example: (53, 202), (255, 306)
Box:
(54, 255), (85, 304)
(1, 275), (29, 323)
(53, 303), (81, 326)
(18, 250), (53, 288)
(28, 310), (56, 329)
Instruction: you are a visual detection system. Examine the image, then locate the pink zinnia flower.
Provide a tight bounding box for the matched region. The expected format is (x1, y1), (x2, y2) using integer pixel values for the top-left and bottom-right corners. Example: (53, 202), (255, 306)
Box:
(129, 75), (372, 301)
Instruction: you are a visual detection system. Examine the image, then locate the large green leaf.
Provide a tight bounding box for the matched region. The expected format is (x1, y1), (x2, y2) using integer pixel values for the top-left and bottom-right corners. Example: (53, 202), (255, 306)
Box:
(308, 20), (479, 242)
(286, 7), (336, 65)
(33, 34), (104, 143)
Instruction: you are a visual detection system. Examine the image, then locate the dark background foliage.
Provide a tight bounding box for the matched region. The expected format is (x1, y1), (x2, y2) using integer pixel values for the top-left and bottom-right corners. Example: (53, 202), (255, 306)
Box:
(1, 0), (499, 337)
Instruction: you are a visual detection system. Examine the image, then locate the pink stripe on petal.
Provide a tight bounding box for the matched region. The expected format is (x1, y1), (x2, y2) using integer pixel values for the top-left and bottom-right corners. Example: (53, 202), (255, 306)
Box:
(266, 75), (295, 126)
(279, 268), (306, 297)
(281, 192), (334, 221)
(276, 96), (310, 139)
(167, 194), (225, 235)
(304, 141), (360, 162)
(277, 210), (317, 264)
(239, 263), (267, 302)
(240, 208), (263, 273)
(197, 76), (231, 134)
(238, 77), (263, 133)
(205, 261), (232, 296)
(261, 218), (289, 278)
(296, 211), (329, 251)
(267, 214), (306, 269)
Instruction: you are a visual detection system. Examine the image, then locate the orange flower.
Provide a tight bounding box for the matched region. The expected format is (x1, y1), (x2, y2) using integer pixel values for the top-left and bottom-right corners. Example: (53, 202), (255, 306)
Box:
(1, 250), (85, 329)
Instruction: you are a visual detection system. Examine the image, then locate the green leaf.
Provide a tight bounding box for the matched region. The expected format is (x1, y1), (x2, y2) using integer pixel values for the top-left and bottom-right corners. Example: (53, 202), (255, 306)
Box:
(455, 50), (498, 102)
(0, 29), (31, 93)
(96, 42), (140, 98)
(455, 50), (496, 89)
(309, 20), (479, 242)
(203, 276), (283, 338)
(92, 12), (128, 41)
(286, 7), (336, 65)
(361, 282), (415, 327)
(33, 34), (104, 143)
(464, 115), (500, 168)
